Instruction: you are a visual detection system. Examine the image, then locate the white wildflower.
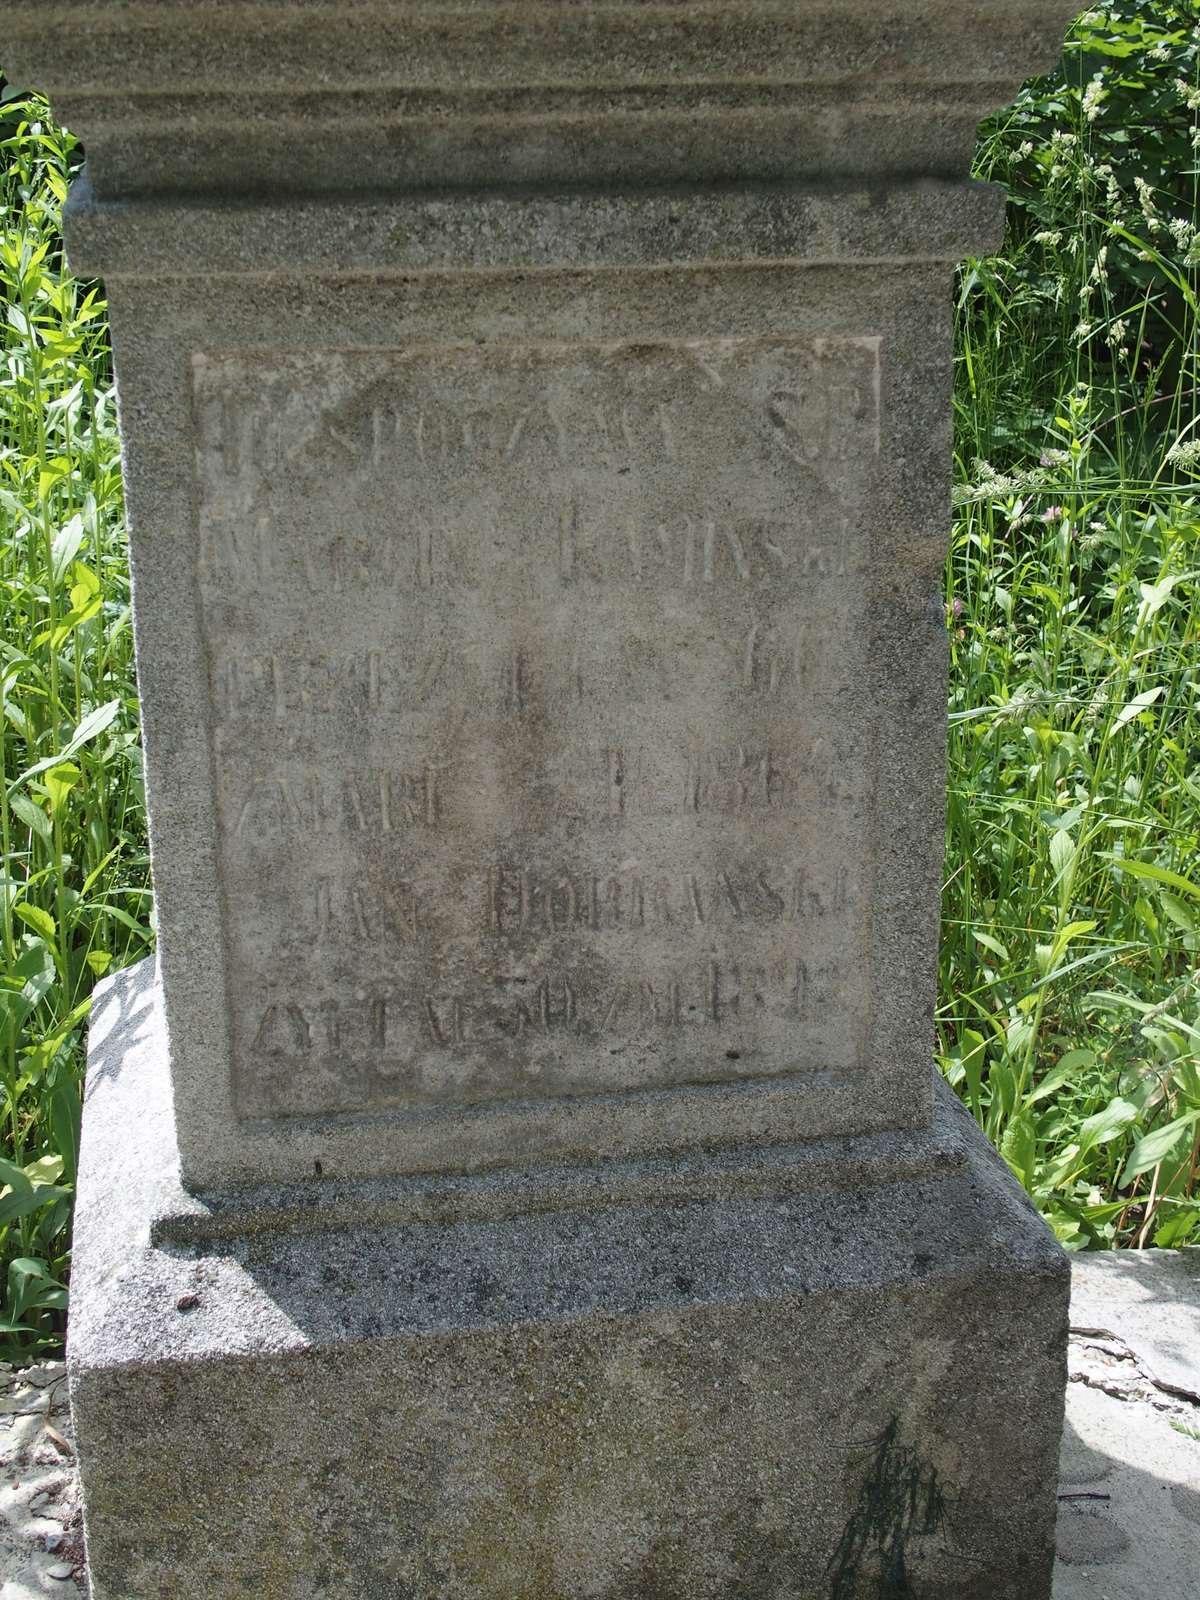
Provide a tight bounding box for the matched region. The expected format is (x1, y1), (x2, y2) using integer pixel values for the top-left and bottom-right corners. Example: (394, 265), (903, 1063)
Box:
(1135, 176), (1165, 234)
(1169, 217), (1195, 252)
(1075, 320), (1094, 341)
(1150, 44), (1171, 63)
(1167, 439), (1200, 467)
(1095, 163), (1122, 211)
(1107, 318), (1129, 347)
(1017, 140), (1035, 158)
(1175, 77), (1200, 111)
(1034, 230), (1063, 246)
(1083, 73), (1107, 121)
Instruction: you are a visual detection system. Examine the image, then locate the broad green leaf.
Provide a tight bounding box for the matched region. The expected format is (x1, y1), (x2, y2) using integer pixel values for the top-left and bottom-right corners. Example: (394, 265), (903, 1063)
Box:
(1028, 1049), (1096, 1105)
(44, 596), (102, 650)
(13, 902), (56, 948)
(0, 940), (55, 1023)
(972, 929), (1010, 963)
(8, 698), (120, 793)
(0, 1182), (53, 1229)
(1138, 578), (1177, 619)
(1121, 1112), (1200, 1186)
(1055, 920), (1099, 949)
(8, 1257), (67, 1320)
(1000, 1114), (1038, 1192)
(49, 513), (84, 585)
(1105, 856), (1200, 899)
(8, 793), (51, 845)
(43, 762), (79, 818)
(1155, 1212), (1200, 1249)
(959, 1028), (986, 1112)
(0, 1157), (34, 1203)
(1159, 892), (1196, 934)
(1114, 686), (1164, 731)
(1077, 1097), (1139, 1157)
(1049, 829), (1076, 877)
(22, 1155), (63, 1186)
(69, 560), (100, 601)
(49, 1079), (81, 1187)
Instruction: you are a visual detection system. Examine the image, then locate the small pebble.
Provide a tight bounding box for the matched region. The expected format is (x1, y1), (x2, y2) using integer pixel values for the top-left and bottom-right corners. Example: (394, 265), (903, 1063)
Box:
(44, 1532), (62, 1551)
(45, 1564), (74, 1581)
(176, 1293), (200, 1313)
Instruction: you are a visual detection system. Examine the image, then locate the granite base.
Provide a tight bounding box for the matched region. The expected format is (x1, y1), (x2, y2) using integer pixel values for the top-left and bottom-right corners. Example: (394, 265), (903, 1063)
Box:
(70, 960), (1068, 1599)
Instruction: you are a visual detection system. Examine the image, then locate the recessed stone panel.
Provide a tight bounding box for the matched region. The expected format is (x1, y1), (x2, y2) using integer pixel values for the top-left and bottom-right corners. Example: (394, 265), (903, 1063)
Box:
(193, 337), (883, 1121)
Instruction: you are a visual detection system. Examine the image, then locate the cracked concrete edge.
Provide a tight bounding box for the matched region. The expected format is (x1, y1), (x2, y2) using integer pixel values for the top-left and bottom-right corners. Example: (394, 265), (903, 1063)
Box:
(1068, 1248), (1200, 1404)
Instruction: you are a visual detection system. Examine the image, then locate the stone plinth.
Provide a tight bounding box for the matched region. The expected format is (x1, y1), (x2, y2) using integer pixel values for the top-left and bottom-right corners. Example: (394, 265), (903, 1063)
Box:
(4, 3), (1079, 1595)
(77, 960), (1066, 1600)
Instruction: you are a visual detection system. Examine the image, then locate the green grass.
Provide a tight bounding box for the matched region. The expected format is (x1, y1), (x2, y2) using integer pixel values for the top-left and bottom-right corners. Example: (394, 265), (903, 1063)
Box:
(0, 94), (151, 1355)
(1, 1), (1200, 1357)
(939, 1), (1200, 1251)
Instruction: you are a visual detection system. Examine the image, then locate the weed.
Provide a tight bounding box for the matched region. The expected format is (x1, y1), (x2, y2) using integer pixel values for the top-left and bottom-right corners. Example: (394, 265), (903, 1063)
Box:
(0, 87), (151, 1356)
(943, 2), (1200, 1251)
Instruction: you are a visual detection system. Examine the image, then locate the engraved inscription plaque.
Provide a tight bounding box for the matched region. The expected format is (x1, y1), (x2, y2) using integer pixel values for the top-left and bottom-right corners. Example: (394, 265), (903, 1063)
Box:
(194, 339), (882, 1120)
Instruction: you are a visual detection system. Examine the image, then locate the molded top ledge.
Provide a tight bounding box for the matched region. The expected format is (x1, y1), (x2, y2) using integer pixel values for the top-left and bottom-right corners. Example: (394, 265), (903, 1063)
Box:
(7, 1), (1080, 198)
(62, 176), (1008, 278)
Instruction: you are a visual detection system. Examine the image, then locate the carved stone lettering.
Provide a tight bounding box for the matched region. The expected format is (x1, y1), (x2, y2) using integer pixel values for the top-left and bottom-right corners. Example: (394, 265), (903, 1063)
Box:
(193, 338), (881, 1119)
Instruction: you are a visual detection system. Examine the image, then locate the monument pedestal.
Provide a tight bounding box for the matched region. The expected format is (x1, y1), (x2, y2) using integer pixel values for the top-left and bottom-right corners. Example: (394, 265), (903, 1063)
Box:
(6, 4), (1080, 1593)
(74, 961), (1066, 1600)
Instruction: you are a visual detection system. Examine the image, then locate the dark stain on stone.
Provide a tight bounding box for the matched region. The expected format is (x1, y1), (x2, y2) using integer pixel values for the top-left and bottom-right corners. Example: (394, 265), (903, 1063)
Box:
(827, 1417), (949, 1598)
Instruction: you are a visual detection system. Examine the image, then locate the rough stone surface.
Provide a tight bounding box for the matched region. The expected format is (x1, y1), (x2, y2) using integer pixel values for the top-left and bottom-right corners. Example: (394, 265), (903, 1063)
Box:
(72, 185), (1015, 1189)
(6, 1253), (1195, 1600)
(5, 2), (1075, 197)
(4, 4), (1081, 1593)
(70, 961), (1068, 1600)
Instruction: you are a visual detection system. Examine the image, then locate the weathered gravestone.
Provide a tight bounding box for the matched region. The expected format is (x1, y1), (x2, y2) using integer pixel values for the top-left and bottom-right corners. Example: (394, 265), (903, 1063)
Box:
(7, 3), (1078, 1596)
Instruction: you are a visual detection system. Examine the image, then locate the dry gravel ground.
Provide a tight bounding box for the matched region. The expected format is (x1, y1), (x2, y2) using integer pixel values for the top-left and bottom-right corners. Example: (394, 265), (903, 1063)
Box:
(0, 1252), (1195, 1599)
(0, 1364), (85, 1598)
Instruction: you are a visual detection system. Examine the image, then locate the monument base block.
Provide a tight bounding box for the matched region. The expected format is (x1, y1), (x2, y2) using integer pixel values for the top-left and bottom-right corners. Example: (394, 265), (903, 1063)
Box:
(71, 961), (1067, 1600)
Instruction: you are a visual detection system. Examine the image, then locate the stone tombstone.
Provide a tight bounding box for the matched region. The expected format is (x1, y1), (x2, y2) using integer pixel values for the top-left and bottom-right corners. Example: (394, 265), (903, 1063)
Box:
(6, 5), (1077, 1598)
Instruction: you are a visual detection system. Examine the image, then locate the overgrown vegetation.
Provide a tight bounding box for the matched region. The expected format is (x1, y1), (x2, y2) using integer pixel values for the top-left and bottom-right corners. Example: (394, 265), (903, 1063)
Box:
(0, 89), (150, 1355)
(942, 0), (1200, 1251)
(1, 1), (1200, 1357)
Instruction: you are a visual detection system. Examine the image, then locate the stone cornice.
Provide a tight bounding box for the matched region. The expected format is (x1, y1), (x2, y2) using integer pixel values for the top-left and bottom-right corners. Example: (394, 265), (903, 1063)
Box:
(5, 1), (1080, 197)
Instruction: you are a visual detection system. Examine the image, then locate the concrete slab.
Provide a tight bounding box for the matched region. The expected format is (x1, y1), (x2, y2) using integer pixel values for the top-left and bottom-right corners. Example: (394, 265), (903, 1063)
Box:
(1068, 1245), (1200, 1403)
(1054, 1251), (1200, 1600)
